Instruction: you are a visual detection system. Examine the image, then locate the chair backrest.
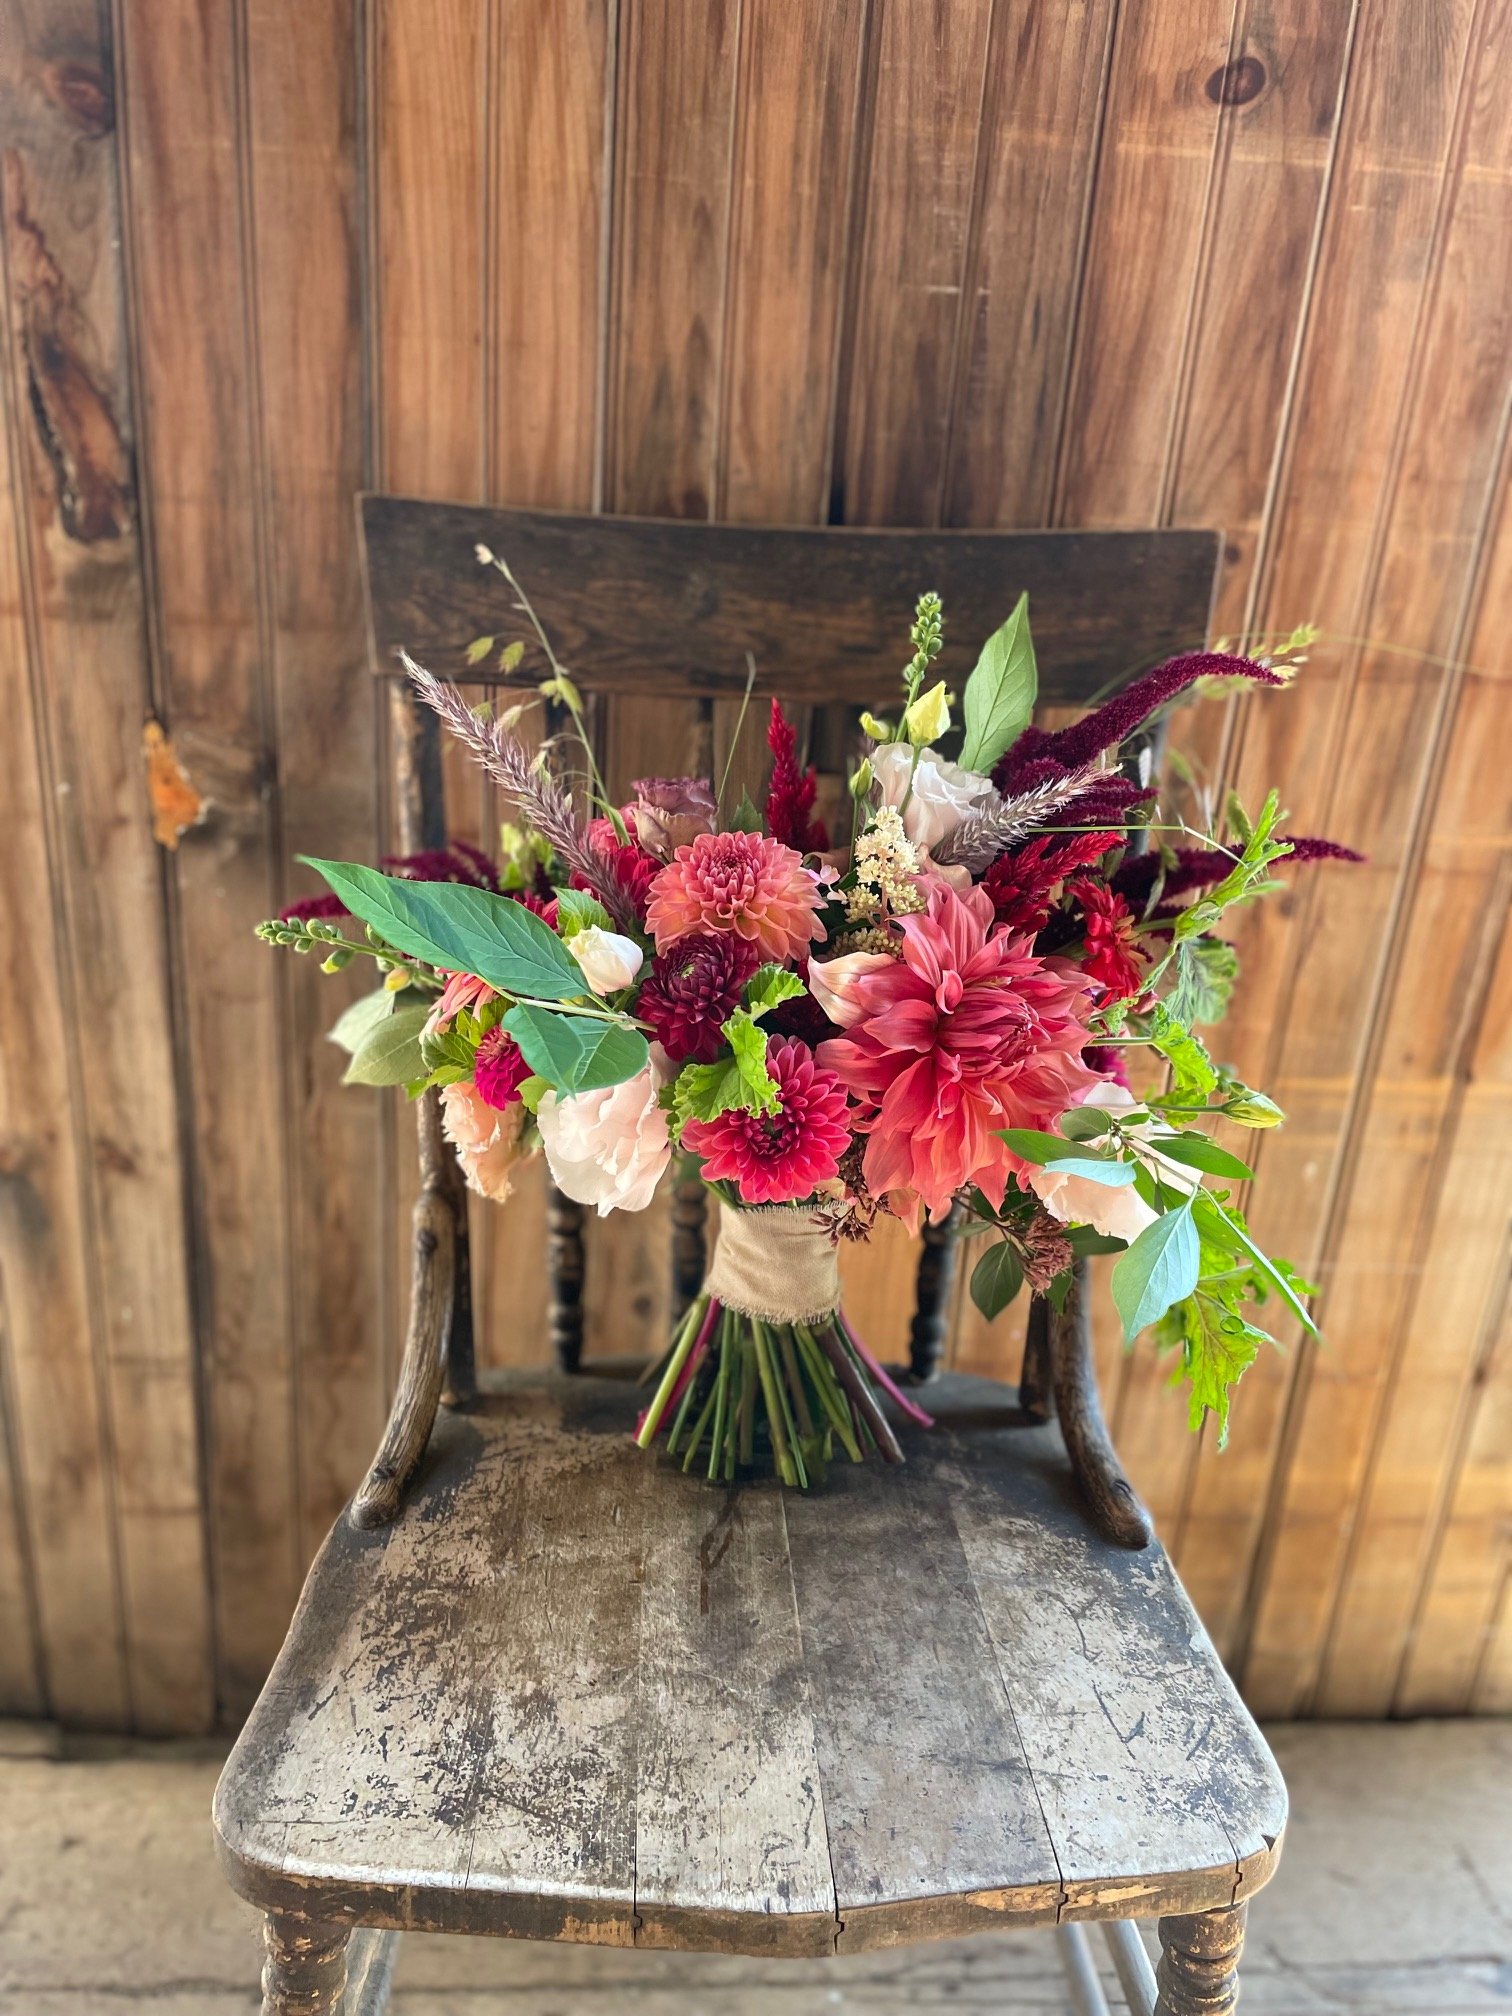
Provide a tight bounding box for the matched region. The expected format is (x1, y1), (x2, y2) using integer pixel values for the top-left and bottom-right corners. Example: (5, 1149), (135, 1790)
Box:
(358, 499), (1220, 1379)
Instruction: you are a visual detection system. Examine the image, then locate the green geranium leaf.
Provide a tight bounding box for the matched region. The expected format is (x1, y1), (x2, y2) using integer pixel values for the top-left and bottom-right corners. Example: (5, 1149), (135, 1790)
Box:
(1147, 1132), (1254, 1181)
(670, 1011), (781, 1132)
(1112, 1197), (1200, 1343)
(501, 1006), (648, 1094)
(726, 790), (763, 833)
(301, 859), (582, 999)
(343, 1004), (430, 1087)
(958, 592), (1038, 774)
(328, 988), (393, 1056)
(1193, 1192), (1319, 1337)
(1155, 1293), (1266, 1447)
(970, 1241), (1024, 1322)
(1144, 1004), (1219, 1104)
(744, 965), (805, 1019)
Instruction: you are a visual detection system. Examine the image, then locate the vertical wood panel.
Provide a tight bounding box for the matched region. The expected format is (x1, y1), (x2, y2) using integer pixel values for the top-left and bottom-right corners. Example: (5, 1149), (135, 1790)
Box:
(837, 0), (995, 527)
(0, 163), (126, 1725)
(1171, 0), (1484, 1679)
(0, 1349), (43, 1713)
(944, 0), (1115, 529)
(245, 0), (385, 1562)
(0, 0), (212, 1732)
(117, 0), (300, 1717)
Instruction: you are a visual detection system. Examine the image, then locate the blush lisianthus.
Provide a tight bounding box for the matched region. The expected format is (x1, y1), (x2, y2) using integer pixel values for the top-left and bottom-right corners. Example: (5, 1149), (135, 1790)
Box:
(638, 932), (762, 1064)
(816, 881), (1102, 1225)
(646, 830), (826, 963)
(682, 1037), (851, 1205)
(440, 1080), (530, 1201)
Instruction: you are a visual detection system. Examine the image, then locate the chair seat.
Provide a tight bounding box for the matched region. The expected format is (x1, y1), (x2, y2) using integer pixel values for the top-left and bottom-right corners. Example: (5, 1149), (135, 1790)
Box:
(214, 1368), (1285, 1957)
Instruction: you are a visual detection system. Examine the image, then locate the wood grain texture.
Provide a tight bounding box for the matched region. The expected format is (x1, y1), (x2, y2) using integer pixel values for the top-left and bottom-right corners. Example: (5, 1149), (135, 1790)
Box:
(215, 1370), (1285, 1950)
(0, 0), (212, 1732)
(116, 0), (301, 1719)
(362, 499), (1222, 703)
(244, 0), (387, 1569)
(0, 142), (125, 1725)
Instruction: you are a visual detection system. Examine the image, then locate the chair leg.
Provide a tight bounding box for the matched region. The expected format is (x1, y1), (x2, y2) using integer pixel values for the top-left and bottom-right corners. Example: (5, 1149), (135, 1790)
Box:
(351, 1093), (456, 1529)
(261, 1912), (350, 2016)
(1154, 1902), (1247, 2015)
(1050, 1258), (1154, 1549)
(1020, 1296), (1054, 1423)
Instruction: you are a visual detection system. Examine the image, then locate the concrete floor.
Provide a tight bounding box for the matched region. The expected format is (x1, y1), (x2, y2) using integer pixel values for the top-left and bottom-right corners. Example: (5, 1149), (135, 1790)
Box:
(0, 1720), (1508, 2014)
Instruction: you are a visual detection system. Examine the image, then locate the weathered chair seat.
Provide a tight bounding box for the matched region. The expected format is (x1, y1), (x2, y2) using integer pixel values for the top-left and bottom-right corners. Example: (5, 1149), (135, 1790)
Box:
(215, 1369), (1285, 1959)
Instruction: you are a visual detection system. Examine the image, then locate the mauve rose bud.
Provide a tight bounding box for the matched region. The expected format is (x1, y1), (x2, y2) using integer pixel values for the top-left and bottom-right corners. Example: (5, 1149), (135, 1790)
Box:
(628, 775), (717, 859)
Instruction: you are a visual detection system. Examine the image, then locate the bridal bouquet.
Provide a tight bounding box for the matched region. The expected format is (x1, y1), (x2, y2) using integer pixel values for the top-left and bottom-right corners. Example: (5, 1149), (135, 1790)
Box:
(261, 555), (1355, 1488)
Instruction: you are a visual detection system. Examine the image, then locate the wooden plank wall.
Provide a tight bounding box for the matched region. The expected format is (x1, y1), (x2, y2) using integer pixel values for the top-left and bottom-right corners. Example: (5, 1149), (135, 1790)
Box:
(0, 0), (1506, 1731)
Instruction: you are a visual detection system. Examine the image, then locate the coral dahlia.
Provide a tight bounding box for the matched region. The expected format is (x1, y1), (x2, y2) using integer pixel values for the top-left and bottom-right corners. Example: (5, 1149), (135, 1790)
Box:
(682, 1037), (851, 1205)
(638, 932), (762, 1064)
(646, 830), (825, 963)
(816, 880), (1102, 1226)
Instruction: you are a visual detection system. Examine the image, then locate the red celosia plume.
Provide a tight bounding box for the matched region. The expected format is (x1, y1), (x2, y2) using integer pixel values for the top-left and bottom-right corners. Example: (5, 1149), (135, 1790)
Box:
(764, 700), (829, 853)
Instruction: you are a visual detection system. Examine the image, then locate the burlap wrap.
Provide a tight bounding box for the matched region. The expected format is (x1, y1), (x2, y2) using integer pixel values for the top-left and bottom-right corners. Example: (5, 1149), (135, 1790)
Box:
(701, 1201), (841, 1324)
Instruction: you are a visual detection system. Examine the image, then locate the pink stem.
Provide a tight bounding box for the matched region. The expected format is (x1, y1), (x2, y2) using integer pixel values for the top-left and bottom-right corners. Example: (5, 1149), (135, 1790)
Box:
(838, 1311), (935, 1427)
(637, 1299), (722, 1438)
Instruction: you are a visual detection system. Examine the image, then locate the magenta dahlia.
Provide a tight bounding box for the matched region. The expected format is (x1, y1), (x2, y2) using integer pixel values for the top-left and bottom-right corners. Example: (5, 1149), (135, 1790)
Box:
(472, 1026), (532, 1110)
(638, 933), (762, 1064)
(646, 830), (825, 962)
(682, 1036), (851, 1204)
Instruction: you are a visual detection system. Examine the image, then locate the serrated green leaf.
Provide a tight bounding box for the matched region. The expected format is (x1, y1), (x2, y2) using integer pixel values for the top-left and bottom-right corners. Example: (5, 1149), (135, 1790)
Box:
(501, 1005), (648, 1094)
(301, 860), (582, 999)
(726, 790), (763, 833)
(1112, 1198), (1200, 1343)
(1147, 1132), (1253, 1181)
(1168, 935), (1240, 1026)
(958, 592), (1038, 774)
(744, 965), (805, 1018)
(343, 1004), (430, 1087)
(327, 988), (393, 1055)
(1144, 1004), (1218, 1103)
(1193, 1192), (1318, 1336)
(1156, 1292), (1264, 1446)
(970, 1241), (1024, 1322)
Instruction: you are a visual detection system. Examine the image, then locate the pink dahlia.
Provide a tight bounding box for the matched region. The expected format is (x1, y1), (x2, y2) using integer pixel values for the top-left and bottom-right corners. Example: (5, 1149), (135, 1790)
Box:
(646, 830), (825, 962)
(638, 932), (762, 1064)
(472, 1027), (532, 1109)
(682, 1037), (850, 1205)
(816, 881), (1102, 1226)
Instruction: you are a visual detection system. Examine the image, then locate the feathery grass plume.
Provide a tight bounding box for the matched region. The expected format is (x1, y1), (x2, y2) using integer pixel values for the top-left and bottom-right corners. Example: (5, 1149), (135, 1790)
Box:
(930, 760), (1115, 873)
(404, 652), (637, 930)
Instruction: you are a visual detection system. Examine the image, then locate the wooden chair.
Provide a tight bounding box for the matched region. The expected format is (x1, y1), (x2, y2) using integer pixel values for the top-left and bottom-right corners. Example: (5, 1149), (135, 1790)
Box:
(215, 505), (1286, 2016)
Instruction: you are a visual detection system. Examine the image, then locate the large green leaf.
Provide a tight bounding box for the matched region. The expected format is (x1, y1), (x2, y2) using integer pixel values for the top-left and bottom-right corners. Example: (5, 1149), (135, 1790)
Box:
(301, 859), (582, 998)
(327, 987), (393, 1056)
(501, 1005), (649, 1094)
(958, 592), (1038, 773)
(343, 1003), (430, 1087)
(1112, 1198), (1200, 1343)
(1147, 1132), (1253, 1181)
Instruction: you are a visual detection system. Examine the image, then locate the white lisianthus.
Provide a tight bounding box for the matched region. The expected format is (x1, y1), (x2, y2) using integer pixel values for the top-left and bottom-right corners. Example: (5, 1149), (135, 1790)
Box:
(537, 1052), (671, 1215)
(1024, 1081), (1199, 1243)
(871, 741), (999, 853)
(566, 926), (644, 995)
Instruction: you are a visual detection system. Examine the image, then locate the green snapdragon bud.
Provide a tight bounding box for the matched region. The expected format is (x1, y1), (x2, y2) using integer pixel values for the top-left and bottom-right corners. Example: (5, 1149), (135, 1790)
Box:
(1225, 1090), (1284, 1128)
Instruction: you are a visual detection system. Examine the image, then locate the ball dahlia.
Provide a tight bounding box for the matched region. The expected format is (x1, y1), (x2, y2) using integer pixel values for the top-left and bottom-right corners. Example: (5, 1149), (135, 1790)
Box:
(682, 1036), (850, 1205)
(638, 932), (761, 1063)
(646, 830), (825, 964)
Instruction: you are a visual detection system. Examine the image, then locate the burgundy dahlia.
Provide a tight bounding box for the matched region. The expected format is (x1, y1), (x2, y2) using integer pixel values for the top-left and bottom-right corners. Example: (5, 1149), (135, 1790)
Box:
(472, 1027), (532, 1110)
(682, 1037), (851, 1205)
(638, 932), (762, 1064)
